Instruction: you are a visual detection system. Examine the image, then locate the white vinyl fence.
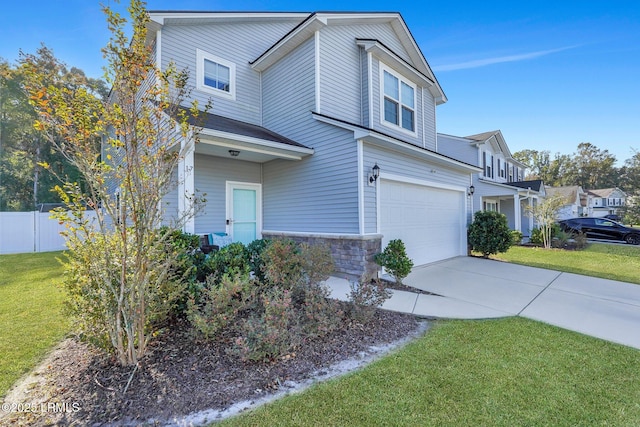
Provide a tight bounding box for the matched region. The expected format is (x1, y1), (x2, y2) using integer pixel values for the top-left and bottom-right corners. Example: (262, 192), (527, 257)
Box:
(0, 211), (97, 254)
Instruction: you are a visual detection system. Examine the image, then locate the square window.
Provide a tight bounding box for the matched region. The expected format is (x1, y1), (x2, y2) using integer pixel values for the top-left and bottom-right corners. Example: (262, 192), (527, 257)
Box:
(197, 49), (236, 100)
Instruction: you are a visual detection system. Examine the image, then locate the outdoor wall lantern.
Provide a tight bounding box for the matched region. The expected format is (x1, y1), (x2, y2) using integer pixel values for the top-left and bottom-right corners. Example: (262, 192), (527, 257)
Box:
(369, 163), (380, 184)
(468, 185), (475, 196)
(229, 150), (240, 157)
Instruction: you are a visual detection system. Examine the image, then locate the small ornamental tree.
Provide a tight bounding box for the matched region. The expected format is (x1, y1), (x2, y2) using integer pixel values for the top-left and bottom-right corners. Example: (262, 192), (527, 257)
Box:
(526, 194), (567, 249)
(375, 239), (413, 284)
(468, 211), (512, 258)
(23, 0), (207, 365)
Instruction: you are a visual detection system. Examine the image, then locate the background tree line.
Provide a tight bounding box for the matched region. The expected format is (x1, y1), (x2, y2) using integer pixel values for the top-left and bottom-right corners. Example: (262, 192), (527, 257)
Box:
(514, 143), (640, 224)
(513, 143), (640, 193)
(0, 46), (108, 211)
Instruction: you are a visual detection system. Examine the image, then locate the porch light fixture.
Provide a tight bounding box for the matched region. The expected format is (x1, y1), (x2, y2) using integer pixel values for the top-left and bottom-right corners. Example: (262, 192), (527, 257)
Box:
(369, 163), (380, 184)
(468, 185), (475, 196)
(228, 150), (240, 157)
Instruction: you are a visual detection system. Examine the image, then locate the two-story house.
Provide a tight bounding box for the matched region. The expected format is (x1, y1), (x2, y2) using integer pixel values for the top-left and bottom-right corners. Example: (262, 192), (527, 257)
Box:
(587, 188), (627, 217)
(544, 186), (588, 220)
(148, 11), (480, 278)
(437, 130), (544, 236)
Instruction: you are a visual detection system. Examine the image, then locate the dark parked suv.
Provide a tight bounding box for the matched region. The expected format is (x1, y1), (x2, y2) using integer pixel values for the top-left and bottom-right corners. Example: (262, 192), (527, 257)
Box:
(558, 217), (640, 245)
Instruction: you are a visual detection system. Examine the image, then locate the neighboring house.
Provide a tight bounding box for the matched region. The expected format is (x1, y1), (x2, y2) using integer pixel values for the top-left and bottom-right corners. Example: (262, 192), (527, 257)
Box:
(147, 11), (480, 278)
(586, 188), (627, 217)
(545, 186), (588, 220)
(437, 130), (544, 236)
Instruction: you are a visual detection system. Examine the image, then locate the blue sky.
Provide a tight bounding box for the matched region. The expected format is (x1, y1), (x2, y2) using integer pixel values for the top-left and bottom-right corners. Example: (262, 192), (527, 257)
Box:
(2, 0), (639, 164)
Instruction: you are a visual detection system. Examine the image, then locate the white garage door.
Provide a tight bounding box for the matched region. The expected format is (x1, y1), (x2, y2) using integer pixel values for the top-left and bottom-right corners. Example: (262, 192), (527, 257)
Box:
(380, 179), (465, 266)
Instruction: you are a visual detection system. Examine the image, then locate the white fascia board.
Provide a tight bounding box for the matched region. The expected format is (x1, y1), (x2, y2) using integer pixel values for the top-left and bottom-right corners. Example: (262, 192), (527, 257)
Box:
(357, 40), (434, 88)
(149, 12), (308, 26)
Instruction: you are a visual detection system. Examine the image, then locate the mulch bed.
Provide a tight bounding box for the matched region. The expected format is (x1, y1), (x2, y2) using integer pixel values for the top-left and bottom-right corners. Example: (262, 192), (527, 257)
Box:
(1, 306), (423, 426)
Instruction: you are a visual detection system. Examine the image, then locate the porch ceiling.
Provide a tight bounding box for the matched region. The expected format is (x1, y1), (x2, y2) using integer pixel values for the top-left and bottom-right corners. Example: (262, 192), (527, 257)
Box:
(197, 130), (314, 163)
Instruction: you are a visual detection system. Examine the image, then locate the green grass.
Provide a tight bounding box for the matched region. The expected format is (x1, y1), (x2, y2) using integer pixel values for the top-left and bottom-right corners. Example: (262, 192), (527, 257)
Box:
(220, 318), (640, 426)
(0, 251), (69, 398)
(492, 243), (640, 284)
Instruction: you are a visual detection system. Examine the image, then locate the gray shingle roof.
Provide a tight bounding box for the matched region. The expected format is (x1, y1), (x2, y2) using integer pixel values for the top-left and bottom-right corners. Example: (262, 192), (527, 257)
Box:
(182, 107), (310, 149)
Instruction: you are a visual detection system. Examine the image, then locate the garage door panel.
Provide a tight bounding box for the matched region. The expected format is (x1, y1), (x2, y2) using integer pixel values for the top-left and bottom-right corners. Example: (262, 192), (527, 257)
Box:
(380, 180), (464, 266)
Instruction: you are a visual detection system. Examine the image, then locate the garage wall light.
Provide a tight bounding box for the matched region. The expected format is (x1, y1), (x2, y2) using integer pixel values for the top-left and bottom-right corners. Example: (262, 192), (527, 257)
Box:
(368, 163), (380, 184)
(468, 185), (475, 196)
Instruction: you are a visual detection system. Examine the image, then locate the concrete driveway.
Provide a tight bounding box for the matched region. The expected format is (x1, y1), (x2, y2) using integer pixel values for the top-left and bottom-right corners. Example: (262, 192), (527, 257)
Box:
(326, 256), (640, 349)
(405, 257), (640, 349)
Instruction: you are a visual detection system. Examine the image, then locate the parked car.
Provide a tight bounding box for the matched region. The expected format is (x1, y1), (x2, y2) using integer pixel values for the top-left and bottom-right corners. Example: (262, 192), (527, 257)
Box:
(604, 214), (621, 222)
(558, 217), (640, 245)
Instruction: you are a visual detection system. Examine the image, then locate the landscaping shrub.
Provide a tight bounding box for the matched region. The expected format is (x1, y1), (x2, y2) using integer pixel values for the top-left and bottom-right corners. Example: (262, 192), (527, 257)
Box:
(187, 274), (255, 340)
(510, 230), (523, 246)
(162, 227), (208, 314)
(552, 229), (572, 248)
(189, 240), (342, 362)
(468, 211), (512, 258)
(574, 232), (588, 249)
(203, 242), (250, 284)
(349, 277), (392, 323)
(530, 227), (544, 245)
(260, 239), (304, 289)
(246, 238), (272, 282)
(63, 229), (187, 355)
(233, 287), (300, 363)
(374, 239), (414, 284)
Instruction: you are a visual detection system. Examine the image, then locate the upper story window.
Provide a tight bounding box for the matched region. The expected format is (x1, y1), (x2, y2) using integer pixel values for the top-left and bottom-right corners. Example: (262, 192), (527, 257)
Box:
(196, 49), (236, 100)
(380, 65), (416, 134)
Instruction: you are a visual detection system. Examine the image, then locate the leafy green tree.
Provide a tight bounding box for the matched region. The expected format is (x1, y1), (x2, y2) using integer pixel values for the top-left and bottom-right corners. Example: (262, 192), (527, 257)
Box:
(0, 48), (106, 211)
(561, 142), (618, 189)
(24, 0), (206, 365)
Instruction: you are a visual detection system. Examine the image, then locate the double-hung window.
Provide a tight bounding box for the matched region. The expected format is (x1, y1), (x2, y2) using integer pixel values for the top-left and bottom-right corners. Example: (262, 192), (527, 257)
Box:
(381, 66), (416, 133)
(196, 49), (236, 100)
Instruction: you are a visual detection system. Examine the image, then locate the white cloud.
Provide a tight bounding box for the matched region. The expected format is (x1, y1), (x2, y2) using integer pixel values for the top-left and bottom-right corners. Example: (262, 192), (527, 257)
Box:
(433, 46), (578, 72)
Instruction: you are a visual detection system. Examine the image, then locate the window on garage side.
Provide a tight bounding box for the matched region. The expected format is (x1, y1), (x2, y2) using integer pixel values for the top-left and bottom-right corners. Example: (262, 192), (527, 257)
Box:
(381, 66), (415, 133)
(196, 49), (236, 100)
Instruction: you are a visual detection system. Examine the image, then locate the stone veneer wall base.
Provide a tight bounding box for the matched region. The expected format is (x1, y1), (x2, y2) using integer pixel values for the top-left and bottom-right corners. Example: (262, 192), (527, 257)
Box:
(261, 231), (382, 280)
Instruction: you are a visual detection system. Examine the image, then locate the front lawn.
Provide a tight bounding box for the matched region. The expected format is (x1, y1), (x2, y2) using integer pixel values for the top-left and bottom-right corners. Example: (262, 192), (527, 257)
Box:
(221, 317), (640, 426)
(0, 251), (69, 398)
(493, 243), (640, 284)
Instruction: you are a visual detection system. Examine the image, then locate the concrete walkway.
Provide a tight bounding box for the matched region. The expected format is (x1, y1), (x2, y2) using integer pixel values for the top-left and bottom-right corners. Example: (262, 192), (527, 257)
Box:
(325, 257), (640, 350)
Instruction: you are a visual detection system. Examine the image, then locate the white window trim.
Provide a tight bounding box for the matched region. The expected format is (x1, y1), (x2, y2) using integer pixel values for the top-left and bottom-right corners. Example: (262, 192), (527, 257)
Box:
(379, 63), (418, 137)
(196, 49), (236, 100)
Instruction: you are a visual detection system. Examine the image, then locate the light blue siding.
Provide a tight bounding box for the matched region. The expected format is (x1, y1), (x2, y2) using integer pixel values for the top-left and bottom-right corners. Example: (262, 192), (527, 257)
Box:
(362, 143), (471, 234)
(159, 20), (301, 125)
(437, 134), (478, 165)
(193, 154), (262, 234)
(263, 124), (359, 233)
(262, 36), (316, 138)
(318, 22), (411, 123)
(261, 33), (360, 233)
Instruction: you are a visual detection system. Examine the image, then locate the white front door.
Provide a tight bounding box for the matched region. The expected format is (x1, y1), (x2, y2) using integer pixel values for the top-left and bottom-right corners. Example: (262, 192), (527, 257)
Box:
(226, 182), (262, 245)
